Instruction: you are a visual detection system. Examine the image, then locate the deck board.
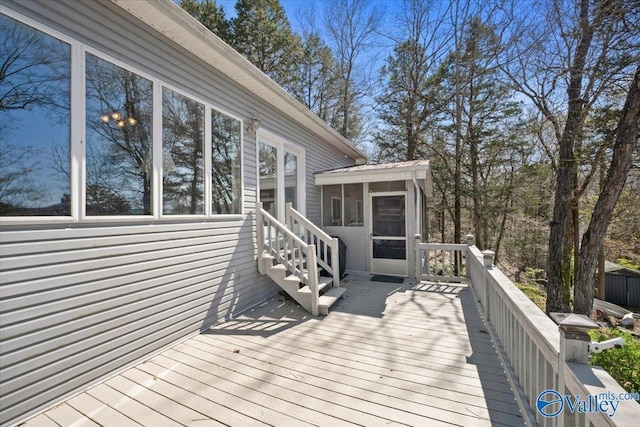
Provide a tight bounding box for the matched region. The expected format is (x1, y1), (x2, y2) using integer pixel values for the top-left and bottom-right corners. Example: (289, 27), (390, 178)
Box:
(22, 276), (525, 426)
(38, 403), (102, 427)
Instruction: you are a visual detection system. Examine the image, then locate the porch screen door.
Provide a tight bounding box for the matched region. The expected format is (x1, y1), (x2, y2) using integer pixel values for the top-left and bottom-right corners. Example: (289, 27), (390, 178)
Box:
(370, 193), (408, 276)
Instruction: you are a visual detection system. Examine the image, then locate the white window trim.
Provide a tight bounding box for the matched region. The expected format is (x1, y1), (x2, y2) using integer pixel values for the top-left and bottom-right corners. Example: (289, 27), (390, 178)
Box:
(0, 8), (246, 224)
(158, 84), (207, 219)
(80, 47), (159, 222)
(210, 105), (245, 217)
(0, 8), (77, 225)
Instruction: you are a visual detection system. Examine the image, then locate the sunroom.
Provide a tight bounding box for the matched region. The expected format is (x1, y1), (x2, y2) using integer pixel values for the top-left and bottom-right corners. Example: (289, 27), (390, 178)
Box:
(314, 160), (432, 278)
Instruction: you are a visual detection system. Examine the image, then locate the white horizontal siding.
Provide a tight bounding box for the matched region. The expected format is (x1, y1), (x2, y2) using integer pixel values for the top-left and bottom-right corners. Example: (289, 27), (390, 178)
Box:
(0, 220), (276, 425)
(0, 1), (354, 425)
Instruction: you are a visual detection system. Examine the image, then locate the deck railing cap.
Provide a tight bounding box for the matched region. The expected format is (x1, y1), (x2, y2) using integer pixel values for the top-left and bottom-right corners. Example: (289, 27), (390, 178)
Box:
(482, 250), (495, 267)
(550, 312), (599, 337)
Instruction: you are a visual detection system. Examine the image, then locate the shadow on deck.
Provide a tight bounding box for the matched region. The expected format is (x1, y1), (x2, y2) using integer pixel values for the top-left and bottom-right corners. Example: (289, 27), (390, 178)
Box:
(24, 275), (526, 427)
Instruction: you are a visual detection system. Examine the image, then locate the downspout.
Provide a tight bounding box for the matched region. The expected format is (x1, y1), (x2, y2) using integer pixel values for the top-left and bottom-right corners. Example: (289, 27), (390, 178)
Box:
(412, 176), (421, 283)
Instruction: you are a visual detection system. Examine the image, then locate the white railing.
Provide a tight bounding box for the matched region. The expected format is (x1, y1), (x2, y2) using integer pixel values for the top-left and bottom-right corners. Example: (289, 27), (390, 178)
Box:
(256, 203), (320, 315)
(465, 244), (640, 426)
(286, 203), (340, 287)
(414, 235), (468, 283)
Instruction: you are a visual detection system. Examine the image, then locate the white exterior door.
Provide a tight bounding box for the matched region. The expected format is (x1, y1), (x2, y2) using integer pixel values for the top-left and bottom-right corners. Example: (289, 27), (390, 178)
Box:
(257, 130), (305, 221)
(370, 192), (408, 276)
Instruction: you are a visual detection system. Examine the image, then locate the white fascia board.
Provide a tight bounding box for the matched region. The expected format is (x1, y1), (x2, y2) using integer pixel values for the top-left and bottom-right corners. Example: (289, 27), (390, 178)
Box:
(109, 0), (366, 161)
(314, 170), (427, 186)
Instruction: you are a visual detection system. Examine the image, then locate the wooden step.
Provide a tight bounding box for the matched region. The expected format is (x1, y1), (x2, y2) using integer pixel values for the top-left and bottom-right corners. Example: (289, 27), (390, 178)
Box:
(267, 264), (286, 282)
(318, 275), (333, 291)
(281, 275), (303, 293)
(259, 252), (275, 274)
(298, 276), (332, 294)
(318, 287), (347, 315)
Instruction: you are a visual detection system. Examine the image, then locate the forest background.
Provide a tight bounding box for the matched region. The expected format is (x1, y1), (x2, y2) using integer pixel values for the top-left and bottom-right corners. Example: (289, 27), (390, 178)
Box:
(179, 0), (640, 315)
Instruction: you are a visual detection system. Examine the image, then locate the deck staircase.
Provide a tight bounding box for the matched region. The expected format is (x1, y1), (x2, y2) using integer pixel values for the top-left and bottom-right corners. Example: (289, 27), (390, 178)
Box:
(256, 202), (346, 316)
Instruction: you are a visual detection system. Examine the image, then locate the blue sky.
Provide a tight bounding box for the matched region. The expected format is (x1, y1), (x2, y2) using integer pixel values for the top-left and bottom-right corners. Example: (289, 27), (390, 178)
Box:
(215, 0), (396, 37)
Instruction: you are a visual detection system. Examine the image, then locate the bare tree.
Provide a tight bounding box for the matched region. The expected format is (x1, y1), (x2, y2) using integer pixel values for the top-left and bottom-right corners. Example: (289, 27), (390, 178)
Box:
(375, 0), (451, 162)
(323, 0), (383, 141)
(574, 65), (640, 314)
(498, 0), (640, 313)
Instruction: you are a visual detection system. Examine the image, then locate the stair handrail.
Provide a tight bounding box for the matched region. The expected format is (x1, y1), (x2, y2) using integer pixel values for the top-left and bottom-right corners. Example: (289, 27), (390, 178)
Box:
(285, 203), (340, 287)
(256, 203), (310, 285)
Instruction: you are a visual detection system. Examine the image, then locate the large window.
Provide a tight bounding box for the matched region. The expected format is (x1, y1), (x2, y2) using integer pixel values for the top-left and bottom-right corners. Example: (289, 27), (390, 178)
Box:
(162, 88), (205, 215)
(212, 110), (242, 214)
(0, 14), (71, 216)
(1, 11), (245, 221)
(85, 53), (153, 215)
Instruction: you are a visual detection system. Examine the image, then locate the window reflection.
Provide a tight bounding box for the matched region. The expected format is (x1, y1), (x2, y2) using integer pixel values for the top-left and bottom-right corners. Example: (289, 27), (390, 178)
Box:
(284, 151), (297, 210)
(0, 14), (71, 216)
(162, 88), (204, 215)
(259, 143), (278, 217)
(211, 110), (241, 214)
(85, 53), (153, 215)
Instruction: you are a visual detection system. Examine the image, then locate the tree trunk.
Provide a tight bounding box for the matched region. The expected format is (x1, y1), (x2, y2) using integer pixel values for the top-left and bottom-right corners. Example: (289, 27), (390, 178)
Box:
(596, 247), (605, 300)
(574, 65), (640, 315)
(453, 61), (463, 245)
(596, 158), (607, 300)
(545, 0), (594, 314)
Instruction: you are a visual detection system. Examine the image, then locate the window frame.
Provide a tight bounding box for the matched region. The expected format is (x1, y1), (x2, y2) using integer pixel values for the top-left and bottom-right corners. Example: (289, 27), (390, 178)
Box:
(209, 106), (244, 217)
(159, 84), (207, 220)
(82, 47), (158, 221)
(0, 9), (245, 225)
(0, 8), (77, 225)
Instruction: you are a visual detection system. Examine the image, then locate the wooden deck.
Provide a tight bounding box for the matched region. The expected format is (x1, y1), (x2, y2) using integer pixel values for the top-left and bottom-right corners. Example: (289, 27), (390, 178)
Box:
(23, 276), (525, 426)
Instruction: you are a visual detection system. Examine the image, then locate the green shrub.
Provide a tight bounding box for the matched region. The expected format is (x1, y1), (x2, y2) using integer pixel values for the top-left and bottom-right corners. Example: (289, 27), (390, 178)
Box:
(524, 267), (544, 282)
(589, 328), (640, 394)
(516, 283), (547, 312)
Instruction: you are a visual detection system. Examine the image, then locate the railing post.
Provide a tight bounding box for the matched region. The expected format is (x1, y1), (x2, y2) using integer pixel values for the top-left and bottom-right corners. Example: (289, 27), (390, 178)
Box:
(331, 237), (339, 287)
(482, 250), (494, 321)
(465, 234), (475, 246)
(414, 234), (422, 283)
(308, 246), (319, 316)
(482, 250), (495, 268)
(285, 202), (293, 233)
(256, 202), (265, 274)
(465, 234), (474, 281)
(550, 313), (599, 427)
